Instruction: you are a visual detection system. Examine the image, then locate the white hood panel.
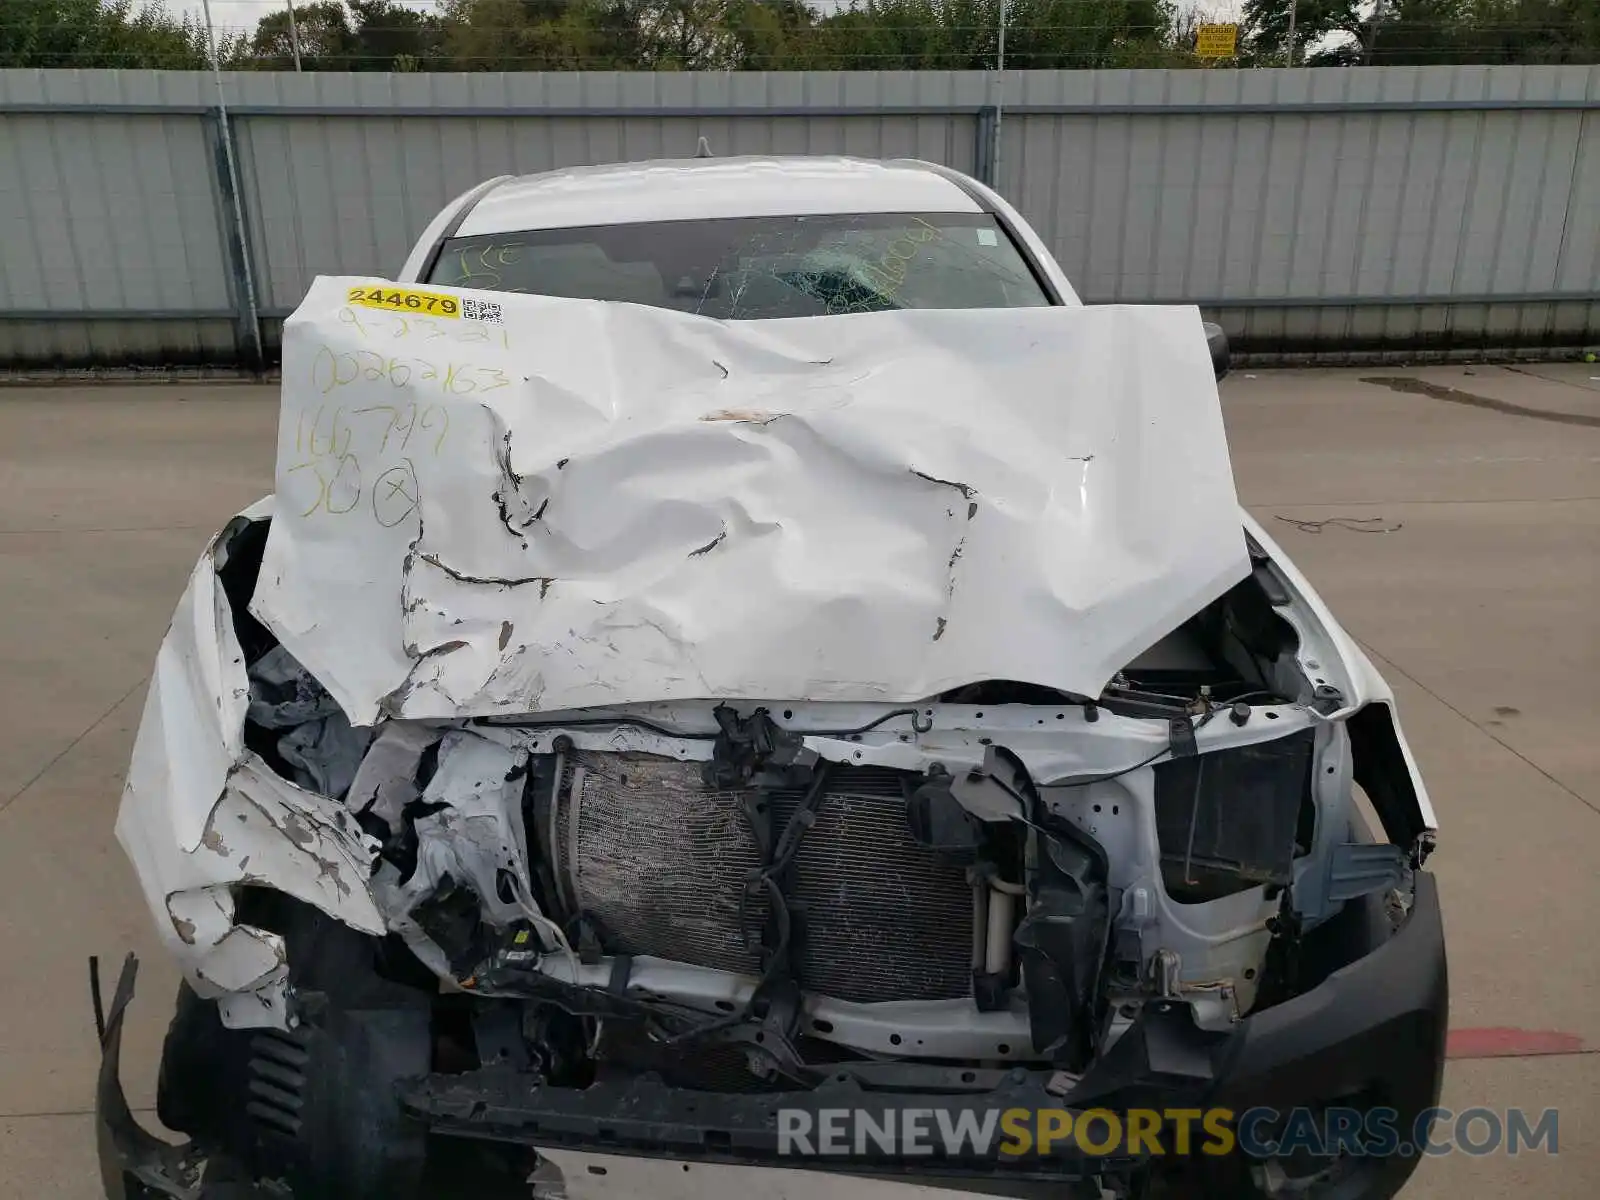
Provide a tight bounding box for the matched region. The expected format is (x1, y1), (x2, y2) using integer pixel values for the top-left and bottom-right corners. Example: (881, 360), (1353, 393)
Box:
(253, 279), (1249, 725)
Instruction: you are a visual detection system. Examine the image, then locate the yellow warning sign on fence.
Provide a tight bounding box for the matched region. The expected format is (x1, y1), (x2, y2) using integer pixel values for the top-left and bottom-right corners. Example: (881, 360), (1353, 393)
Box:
(1195, 24), (1238, 58)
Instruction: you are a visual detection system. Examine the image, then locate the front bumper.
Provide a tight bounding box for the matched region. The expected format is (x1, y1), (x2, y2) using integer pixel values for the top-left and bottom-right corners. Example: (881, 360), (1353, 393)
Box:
(94, 953), (286, 1200)
(97, 875), (1445, 1199)
(408, 873), (1446, 1198)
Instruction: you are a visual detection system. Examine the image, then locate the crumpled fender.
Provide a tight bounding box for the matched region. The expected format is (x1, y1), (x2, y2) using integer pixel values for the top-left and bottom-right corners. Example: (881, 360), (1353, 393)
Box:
(117, 500), (383, 1031)
(1242, 510), (1438, 838)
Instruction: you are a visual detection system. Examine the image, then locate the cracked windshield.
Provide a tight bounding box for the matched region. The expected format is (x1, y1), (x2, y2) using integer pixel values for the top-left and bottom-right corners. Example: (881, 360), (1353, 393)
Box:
(427, 212), (1051, 317)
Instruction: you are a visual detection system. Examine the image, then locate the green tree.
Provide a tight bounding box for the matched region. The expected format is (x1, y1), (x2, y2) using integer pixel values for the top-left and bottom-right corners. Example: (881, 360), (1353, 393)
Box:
(440, 0), (645, 69)
(726, 0), (822, 68)
(437, 0), (812, 70)
(1374, 0), (1600, 63)
(0, 0), (209, 68)
(439, 0), (1188, 72)
(349, 0), (446, 65)
(1240, 0), (1370, 64)
(813, 0), (1180, 70)
(222, 0), (1599, 70)
(244, 1), (445, 70)
(1244, 0), (1600, 65)
(246, 1), (354, 68)
(634, 0), (737, 66)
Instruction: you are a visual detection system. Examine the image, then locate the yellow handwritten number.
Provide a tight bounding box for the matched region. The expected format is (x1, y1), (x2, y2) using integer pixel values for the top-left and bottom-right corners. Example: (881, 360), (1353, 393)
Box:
(288, 461), (328, 517)
(326, 453), (361, 515)
(420, 404), (450, 453)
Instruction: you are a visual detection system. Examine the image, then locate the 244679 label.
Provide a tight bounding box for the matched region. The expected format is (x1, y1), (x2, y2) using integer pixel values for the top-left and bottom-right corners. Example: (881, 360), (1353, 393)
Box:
(346, 285), (460, 317)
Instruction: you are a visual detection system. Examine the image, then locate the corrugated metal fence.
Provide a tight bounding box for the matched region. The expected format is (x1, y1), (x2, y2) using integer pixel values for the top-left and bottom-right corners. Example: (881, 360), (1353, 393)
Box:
(2, 65), (1598, 367)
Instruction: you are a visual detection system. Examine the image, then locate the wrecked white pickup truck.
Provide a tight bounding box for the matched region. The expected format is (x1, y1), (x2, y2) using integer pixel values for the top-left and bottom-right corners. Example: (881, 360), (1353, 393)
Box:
(99, 158), (1444, 1200)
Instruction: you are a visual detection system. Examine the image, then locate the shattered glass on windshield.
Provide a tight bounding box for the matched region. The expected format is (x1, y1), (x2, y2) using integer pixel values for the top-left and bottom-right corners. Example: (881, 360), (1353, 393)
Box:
(426, 212), (1051, 319)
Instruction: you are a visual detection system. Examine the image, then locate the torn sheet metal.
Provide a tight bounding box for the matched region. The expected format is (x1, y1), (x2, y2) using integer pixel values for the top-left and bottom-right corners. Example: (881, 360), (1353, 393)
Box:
(368, 730), (543, 980)
(1241, 512), (1439, 832)
(117, 510), (385, 1029)
(253, 278), (1250, 725)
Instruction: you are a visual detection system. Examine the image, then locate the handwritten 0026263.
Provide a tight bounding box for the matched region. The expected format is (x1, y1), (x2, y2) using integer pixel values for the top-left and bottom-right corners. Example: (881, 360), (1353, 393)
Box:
(287, 302), (517, 526)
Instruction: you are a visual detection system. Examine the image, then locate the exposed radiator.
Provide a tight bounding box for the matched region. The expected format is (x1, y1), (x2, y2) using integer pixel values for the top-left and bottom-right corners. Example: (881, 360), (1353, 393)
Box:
(554, 753), (765, 976)
(549, 753), (973, 1004)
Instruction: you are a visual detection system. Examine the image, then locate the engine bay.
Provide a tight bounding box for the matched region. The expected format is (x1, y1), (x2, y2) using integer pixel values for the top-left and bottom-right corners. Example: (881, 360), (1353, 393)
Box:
(199, 515), (1421, 1098)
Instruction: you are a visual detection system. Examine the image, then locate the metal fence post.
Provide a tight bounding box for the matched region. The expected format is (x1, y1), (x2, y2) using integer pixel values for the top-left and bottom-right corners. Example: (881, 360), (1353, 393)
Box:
(975, 105), (998, 187)
(200, 0), (266, 372)
(202, 107), (265, 371)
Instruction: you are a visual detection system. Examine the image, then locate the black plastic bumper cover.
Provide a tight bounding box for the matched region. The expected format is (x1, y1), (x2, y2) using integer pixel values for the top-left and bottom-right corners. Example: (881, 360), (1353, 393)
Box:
(94, 955), (283, 1200)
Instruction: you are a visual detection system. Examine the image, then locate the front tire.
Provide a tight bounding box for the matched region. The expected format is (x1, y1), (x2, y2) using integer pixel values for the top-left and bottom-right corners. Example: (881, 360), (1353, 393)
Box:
(157, 895), (433, 1200)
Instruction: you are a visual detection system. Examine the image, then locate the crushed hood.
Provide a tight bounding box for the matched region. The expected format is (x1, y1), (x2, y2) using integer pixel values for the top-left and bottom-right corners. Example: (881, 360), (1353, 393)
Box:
(252, 278), (1249, 725)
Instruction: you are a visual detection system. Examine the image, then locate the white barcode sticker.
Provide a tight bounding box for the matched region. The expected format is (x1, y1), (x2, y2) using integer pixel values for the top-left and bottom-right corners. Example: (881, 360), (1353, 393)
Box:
(461, 296), (504, 325)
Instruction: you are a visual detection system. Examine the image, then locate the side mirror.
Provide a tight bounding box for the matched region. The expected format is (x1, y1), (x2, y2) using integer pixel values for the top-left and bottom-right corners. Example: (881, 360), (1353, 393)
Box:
(1204, 321), (1231, 382)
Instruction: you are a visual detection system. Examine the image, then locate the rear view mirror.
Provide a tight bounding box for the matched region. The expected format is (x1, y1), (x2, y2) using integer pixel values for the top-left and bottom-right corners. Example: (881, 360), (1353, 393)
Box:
(1204, 321), (1231, 382)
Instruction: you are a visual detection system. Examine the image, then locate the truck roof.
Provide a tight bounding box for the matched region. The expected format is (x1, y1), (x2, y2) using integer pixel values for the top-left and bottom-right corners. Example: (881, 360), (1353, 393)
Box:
(457, 155), (982, 236)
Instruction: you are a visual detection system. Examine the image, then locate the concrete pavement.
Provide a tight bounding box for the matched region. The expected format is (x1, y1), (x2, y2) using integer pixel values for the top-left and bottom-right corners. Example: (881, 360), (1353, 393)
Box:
(0, 365), (1595, 1196)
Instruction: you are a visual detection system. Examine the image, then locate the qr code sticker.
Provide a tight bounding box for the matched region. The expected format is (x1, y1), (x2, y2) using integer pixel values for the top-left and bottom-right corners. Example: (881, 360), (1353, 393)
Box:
(461, 296), (503, 324)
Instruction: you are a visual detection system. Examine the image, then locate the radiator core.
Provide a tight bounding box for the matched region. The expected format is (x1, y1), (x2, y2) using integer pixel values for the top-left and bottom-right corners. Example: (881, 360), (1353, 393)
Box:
(551, 753), (973, 1005)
